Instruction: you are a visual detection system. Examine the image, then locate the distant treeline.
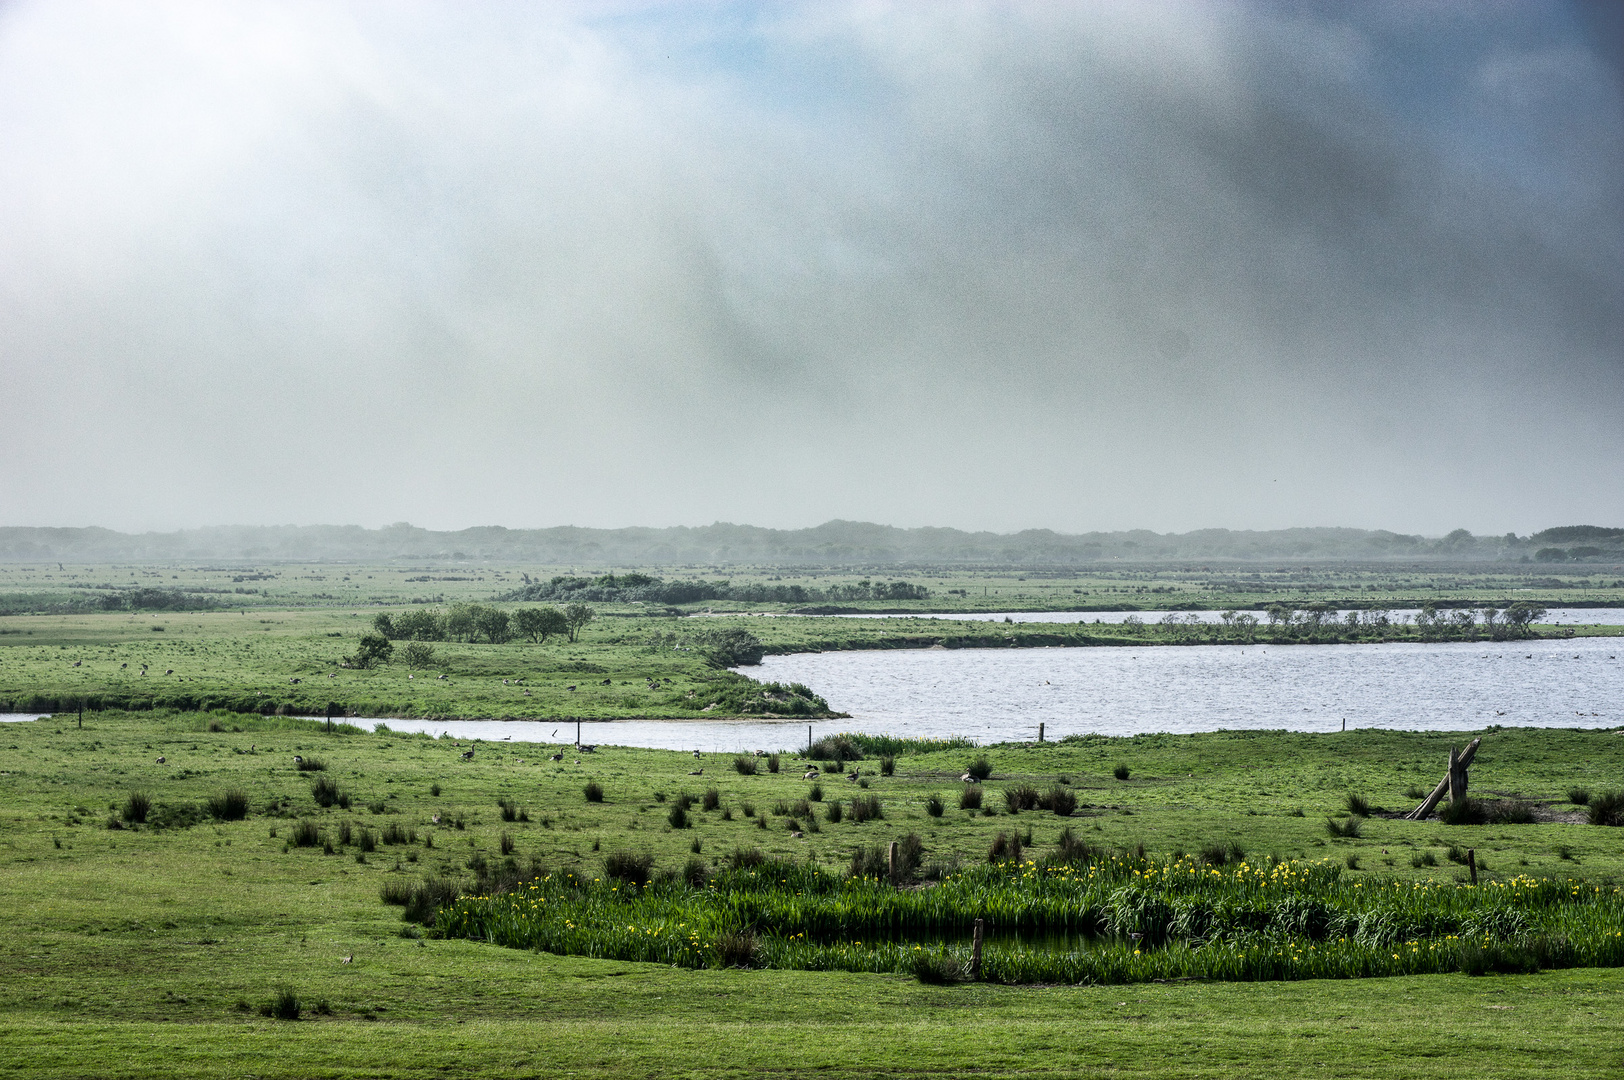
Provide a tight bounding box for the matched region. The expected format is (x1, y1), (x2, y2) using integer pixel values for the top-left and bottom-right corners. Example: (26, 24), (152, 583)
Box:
(0, 588), (218, 616)
(499, 573), (930, 606)
(5, 522), (1620, 565)
(373, 603), (593, 645)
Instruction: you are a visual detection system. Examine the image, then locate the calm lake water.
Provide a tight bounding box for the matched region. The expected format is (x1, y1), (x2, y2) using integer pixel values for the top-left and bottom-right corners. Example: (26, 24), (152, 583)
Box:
(6, 634), (1617, 751)
(706, 607), (1624, 626)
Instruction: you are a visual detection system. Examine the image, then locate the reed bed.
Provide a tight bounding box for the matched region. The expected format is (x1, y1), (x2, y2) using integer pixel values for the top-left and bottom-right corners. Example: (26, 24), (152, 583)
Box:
(436, 854), (1624, 984)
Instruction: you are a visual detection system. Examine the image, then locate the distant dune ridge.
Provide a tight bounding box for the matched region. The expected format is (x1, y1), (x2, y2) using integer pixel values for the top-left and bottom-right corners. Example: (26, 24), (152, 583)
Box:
(0, 523), (1619, 565)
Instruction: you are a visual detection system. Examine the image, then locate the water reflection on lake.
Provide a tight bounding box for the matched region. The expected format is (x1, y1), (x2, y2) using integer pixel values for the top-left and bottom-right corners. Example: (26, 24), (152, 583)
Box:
(747, 636), (1621, 740)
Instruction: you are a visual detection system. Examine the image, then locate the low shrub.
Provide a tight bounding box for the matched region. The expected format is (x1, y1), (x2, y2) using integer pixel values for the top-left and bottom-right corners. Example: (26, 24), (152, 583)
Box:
(733, 755), (758, 776)
(966, 756), (993, 781)
(1113, 764), (1130, 781)
(122, 791), (151, 825)
(604, 850), (655, 887)
(584, 782), (604, 803)
(959, 786), (983, 811)
(207, 789), (250, 821)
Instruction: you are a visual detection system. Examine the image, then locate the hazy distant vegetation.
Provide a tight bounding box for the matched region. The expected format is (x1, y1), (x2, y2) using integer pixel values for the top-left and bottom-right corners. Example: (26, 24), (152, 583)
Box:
(3, 522), (1620, 565)
(499, 572), (930, 605)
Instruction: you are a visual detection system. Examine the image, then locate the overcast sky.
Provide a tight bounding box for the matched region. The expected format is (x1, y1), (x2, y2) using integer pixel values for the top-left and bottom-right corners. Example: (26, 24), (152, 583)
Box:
(2, 0), (1619, 536)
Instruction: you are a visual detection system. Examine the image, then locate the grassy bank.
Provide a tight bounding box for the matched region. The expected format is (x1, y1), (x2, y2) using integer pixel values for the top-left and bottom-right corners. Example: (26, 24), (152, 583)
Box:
(3, 712), (1623, 1076)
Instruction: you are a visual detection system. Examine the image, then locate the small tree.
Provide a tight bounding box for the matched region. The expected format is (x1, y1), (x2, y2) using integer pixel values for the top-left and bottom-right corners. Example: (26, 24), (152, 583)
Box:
(473, 606), (512, 644)
(514, 606), (568, 644)
(347, 632), (393, 669)
(372, 612), (395, 638)
(564, 602), (595, 643)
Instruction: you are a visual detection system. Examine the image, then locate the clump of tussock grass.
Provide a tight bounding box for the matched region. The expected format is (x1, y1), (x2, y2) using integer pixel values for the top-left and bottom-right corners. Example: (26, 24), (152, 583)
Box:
(1440, 798), (1487, 826)
(809, 734), (860, 762)
(1488, 801), (1536, 825)
(879, 755), (895, 777)
(367, 800), (388, 815)
(337, 820), (352, 846)
(1587, 790), (1624, 827)
(122, 791), (151, 825)
(733, 755), (757, 776)
(310, 776), (346, 808)
(1200, 841), (1246, 866)
(290, 819), (321, 848)
(959, 786), (983, 811)
(1113, 764), (1130, 781)
(1345, 792), (1372, 816)
(909, 948), (967, 985)
(206, 789), (249, 821)
(988, 831), (1023, 864)
(682, 856), (709, 887)
(1567, 787), (1591, 806)
(849, 794), (883, 824)
(727, 846), (767, 870)
(766, 754), (780, 774)
(583, 781), (604, 803)
(674, 793), (696, 811)
(667, 804), (689, 829)
(1042, 785), (1077, 817)
(380, 878), (415, 905)
(965, 756), (992, 782)
(701, 788), (720, 811)
(713, 930), (759, 968)
(265, 987), (300, 1021)
(824, 800), (843, 823)
(604, 851), (655, 888)
(1004, 784), (1040, 814)
(1049, 826), (1101, 866)
(808, 782), (823, 802)
(1326, 815), (1365, 839)
(402, 876), (461, 924)
(498, 798), (518, 822)
(1403, 784), (1427, 800)
(1411, 850), (1438, 868)
(380, 822), (415, 845)
(739, 801), (755, 818)
(357, 828), (376, 853)
(499, 832), (515, 855)
(295, 757), (326, 772)
(924, 794), (945, 818)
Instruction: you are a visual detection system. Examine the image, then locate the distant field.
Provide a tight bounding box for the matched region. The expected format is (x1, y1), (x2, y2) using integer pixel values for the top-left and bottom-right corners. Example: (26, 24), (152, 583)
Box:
(0, 713), (1620, 1077)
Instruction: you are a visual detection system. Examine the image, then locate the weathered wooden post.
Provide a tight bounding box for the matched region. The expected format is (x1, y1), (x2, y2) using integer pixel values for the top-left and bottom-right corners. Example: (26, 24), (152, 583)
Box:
(887, 841), (899, 882)
(1467, 848), (1478, 886)
(1448, 745), (1467, 804)
(1038, 722), (1045, 743)
(575, 719), (581, 748)
(77, 703), (83, 729)
(1406, 737), (1482, 820)
(808, 725), (812, 756)
(971, 919), (984, 980)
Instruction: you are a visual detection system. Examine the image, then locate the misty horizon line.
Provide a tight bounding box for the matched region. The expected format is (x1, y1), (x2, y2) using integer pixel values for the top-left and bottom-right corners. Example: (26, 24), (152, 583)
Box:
(3, 521), (1620, 569)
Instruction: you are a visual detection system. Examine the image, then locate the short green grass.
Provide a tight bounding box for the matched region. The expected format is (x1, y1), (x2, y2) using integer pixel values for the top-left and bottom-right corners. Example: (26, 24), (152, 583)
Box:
(2, 712), (1623, 1076)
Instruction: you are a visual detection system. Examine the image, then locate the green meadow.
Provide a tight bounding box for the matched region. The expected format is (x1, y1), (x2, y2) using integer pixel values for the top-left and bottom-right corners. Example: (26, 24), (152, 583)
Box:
(1, 710), (1621, 1076)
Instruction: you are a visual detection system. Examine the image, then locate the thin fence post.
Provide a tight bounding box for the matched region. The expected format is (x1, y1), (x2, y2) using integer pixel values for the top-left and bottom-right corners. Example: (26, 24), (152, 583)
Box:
(1038, 722), (1044, 743)
(971, 918), (984, 980)
(808, 725), (812, 756)
(1467, 848), (1478, 886)
(888, 841), (898, 883)
(576, 720), (581, 748)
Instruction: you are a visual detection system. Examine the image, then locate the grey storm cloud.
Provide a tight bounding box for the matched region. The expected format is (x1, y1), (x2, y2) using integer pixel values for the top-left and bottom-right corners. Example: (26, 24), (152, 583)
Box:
(0, 0), (1619, 535)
